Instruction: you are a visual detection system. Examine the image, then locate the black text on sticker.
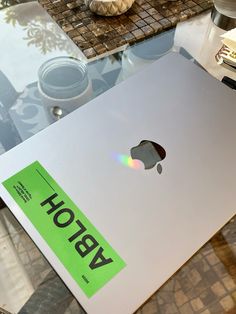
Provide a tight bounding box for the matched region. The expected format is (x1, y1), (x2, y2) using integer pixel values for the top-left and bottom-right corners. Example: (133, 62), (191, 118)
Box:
(40, 193), (113, 270)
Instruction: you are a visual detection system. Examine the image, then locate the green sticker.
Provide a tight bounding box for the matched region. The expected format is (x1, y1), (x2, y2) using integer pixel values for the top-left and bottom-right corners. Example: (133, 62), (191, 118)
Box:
(3, 161), (126, 297)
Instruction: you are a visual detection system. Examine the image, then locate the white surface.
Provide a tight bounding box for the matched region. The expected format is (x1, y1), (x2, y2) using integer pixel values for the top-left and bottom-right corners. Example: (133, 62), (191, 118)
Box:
(0, 53), (236, 313)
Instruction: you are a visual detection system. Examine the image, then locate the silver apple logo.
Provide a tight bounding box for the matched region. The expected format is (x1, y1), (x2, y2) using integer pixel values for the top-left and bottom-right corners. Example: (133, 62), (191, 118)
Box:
(131, 140), (166, 174)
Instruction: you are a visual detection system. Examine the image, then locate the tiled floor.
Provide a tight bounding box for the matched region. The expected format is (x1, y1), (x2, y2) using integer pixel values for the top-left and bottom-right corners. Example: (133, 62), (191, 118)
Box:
(136, 216), (236, 314)
(38, 0), (213, 58)
(0, 205), (235, 313)
(0, 207), (84, 314)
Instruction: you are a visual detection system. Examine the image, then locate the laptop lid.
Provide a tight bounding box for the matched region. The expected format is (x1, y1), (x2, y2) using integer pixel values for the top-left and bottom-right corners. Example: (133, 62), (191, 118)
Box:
(0, 53), (236, 314)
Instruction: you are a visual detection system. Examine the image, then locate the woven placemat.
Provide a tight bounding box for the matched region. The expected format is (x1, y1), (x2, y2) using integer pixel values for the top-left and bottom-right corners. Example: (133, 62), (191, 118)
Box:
(39, 0), (213, 59)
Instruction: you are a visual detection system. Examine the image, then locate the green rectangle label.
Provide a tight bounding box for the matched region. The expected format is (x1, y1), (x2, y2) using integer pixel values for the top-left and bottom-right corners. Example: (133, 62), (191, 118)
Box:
(3, 161), (126, 297)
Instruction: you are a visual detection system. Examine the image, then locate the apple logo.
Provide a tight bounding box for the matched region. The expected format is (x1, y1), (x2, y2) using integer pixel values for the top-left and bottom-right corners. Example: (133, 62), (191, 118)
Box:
(130, 140), (166, 174)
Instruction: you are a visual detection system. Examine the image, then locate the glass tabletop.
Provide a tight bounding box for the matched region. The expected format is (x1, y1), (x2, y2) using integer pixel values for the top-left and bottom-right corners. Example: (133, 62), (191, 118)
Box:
(0, 1), (235, 152)
(0, 2), (236, 314)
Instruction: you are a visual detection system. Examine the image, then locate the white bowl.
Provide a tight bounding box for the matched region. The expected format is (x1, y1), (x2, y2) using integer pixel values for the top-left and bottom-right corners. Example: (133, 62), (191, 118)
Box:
(85, 0), (135, 16)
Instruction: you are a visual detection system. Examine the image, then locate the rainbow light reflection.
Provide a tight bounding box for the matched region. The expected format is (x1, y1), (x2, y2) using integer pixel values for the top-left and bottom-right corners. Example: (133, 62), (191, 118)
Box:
(114, 153), (143, 170)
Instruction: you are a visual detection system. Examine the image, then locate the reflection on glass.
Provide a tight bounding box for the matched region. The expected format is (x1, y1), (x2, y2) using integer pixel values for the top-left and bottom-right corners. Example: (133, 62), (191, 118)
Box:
(2, 4), (80, 55)
(121, 29), (175, 79)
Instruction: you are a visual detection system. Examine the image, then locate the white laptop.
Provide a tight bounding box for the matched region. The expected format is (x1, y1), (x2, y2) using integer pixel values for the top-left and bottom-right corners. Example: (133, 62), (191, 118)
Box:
(0, 53), (236, 314)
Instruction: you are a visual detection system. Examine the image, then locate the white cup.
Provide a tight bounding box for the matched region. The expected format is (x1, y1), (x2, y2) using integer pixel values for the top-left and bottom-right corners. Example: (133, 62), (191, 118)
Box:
(38, 57), (92, 122)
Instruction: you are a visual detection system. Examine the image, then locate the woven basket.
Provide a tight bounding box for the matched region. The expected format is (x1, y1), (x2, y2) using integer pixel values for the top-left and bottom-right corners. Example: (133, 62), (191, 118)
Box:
(85, 0), (135, 16)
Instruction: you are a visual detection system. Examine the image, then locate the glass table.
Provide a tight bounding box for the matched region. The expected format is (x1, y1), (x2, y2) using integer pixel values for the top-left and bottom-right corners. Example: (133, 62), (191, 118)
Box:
(0, 2), (236, 313)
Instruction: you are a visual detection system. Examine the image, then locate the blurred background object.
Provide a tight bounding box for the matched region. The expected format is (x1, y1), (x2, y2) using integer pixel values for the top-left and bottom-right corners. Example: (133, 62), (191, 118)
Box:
(212, 0), (236, 30)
